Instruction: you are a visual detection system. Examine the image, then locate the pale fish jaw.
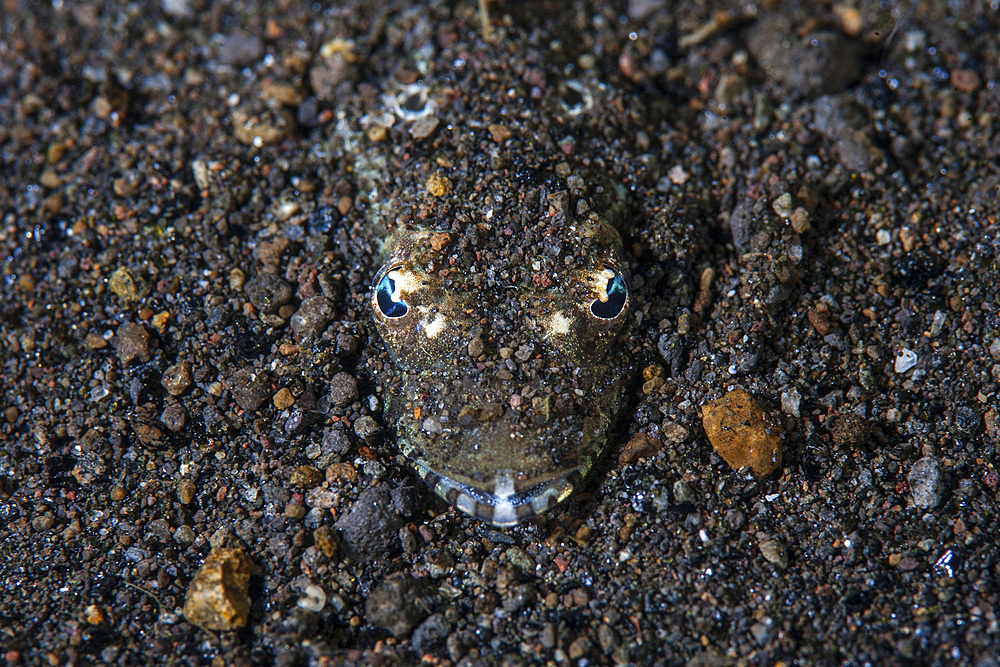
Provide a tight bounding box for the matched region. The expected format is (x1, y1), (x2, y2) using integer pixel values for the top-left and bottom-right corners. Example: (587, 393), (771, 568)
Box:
(405, 454), (587, 527)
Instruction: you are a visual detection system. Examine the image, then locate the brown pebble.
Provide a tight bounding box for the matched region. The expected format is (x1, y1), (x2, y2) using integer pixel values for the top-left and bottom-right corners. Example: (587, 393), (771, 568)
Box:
(426, 173), (452, 197)
(313, 525), (338, 558)
(231, 106), (294, 146)
(829, 414), (871, 449)
(367, 125), (388, 142)
(984, 408), (999, 439)
(114, 322), (151, 365)
(642, 364), (663, 381)
(758, 538), (788, 568)
(230, 367), (271, 412)
(429, 231), (451, 251)
(161, 361), (193, 396)
(950, 69), (981, 92)
(789, 207), (810, 233)
(337, 195), (352, 216)
(325, 462), (357, 485)
(182, 548), (254, 631)
(617, 514), (638, 542)
(410, 115), (440, 141)
(660, 421), (690, 444)
(328, 372), (358, 408)
(177, 478), (196, 505)
(260, 80), (303, 106)
(160, 402), (187, 432)
(488, 123), (513, 143)
(284, 502), (307, 520)
(468, 336), (485, 358)
(290, 465), (323, 489)
(642, 377), (664, 394)
(151, 311), (170, 331)
(84, 604), (104, 625)
(899, 226), (919, 252)
(273, 387), (295, 410)
(109, 267), (145, 302)
(619, 433), (664, 465)
(701, 389), (782, 477)
(110, 486), (126, 501)
(568, 636), (592, 660)
(256, 236), (291, 267)
(47, 142), (67, 163)
(807, 308), (831, 335)
(84, 332), (108, 350)
(132, 420), (165, 447)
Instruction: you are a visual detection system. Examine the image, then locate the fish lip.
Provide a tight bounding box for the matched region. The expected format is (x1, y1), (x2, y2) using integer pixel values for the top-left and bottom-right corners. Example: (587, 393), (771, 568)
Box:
(407, 458), (586, 527)
(389, 365), (623, 524)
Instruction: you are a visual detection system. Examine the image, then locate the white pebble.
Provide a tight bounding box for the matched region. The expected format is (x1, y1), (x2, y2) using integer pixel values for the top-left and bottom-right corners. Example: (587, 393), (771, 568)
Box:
(772, 193), (792, 218)
(781, 388), (801, 418)
(894, 348), (918, 373)
(668, 164), (689, 185)
(297, 584), (327, 612)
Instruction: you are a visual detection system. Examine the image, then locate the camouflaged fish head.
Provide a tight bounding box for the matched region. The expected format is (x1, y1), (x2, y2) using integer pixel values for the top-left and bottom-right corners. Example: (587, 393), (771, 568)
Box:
(370, 186), (631, 526)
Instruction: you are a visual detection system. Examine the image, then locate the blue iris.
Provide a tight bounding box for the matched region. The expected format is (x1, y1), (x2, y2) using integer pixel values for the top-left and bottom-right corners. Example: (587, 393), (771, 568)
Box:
(591, 270), (628, 319)
(375, 272), (408, 318)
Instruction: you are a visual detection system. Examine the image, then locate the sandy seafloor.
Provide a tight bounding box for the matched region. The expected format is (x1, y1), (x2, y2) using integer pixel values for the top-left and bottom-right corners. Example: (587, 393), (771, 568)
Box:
(2, 0), (999, 664)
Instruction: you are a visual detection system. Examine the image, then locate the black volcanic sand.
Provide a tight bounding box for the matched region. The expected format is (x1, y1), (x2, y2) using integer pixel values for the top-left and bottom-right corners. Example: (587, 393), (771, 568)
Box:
(2, 0), (999, 664)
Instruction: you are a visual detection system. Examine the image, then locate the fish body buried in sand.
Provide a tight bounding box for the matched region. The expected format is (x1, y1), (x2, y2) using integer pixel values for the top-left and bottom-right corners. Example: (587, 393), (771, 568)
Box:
(370, 174), (633, 526)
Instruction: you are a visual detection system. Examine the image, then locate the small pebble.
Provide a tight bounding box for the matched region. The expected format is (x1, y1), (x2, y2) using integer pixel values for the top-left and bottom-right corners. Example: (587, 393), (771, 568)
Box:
(114, 322), (151, 365)
(410, 115), (440, 141)
(568, 636), (592, 660)
(353, 415), (379, 440)
(109, 267), (145, 302)
(230, 368), (271, 412)
(290, 465), (323, 489)
(426, 173), (452, 197)
(161, 361), (193, 396)
(618, 433), (664, 465)
(313, 525), (338, 558)
(176, 478), (196, 505)
(894, 348), (918, 373)
(908, 456), (942, 509)
(326, 462), (358, 485)
(365, 572), (430, 638)
(488, 124), (513, 143)
(701, 390), (783, 477)
(243, 273), (293, 314)
(182, 548), (254, 631)
(781, 388), (801, 418)
(758, 538), (788, 569)
(273, 388), (295, 410)
(789, 207), (810, 233)
(290, 296), (335, 341)
(328, 372), (358, 408)
(772, 193), (793, 218)
(297, 583), (327, 612)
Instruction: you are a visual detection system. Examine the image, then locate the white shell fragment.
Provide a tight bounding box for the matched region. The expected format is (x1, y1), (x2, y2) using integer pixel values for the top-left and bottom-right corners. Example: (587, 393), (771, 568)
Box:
(894, 348), (918, 373)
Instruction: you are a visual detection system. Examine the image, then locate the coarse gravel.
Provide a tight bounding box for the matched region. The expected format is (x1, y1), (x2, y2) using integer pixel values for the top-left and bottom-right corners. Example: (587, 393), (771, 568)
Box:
(2, 0), (999, 664)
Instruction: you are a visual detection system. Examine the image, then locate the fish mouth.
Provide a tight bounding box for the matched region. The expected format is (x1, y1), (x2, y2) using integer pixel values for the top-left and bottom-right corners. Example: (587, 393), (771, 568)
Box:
(389, 370), (622, 526)
(407, 459), (584, 527)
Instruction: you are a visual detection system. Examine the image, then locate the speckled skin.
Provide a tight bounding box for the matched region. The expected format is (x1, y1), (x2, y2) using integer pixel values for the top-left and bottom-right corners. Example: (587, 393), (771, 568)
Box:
(372, 180), (632, 524)
(352, 26), (650, 525)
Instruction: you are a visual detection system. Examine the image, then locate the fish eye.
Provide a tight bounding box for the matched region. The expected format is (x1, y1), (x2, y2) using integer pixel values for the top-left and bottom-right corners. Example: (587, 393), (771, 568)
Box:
(590, 268), (628, 320)
(374, 268), (409, 318)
